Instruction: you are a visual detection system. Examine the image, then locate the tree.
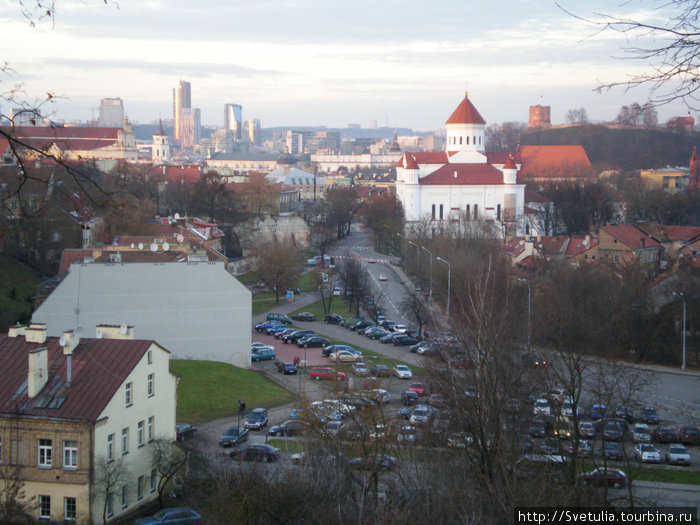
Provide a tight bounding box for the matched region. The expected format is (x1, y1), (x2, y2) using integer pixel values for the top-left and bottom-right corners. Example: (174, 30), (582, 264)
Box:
(335, 254), (371, 316)
(357, 193), (404, 252)
(400, 289), (432, 338)
(566, 2), (700, 110)
(565, 107), (589, 124)
(485, 121), (526, 152)
(93, 456), (128, 525)
(238, 172), (278, 216)
(150, 438), (190, 509)
(251, 237), (303, 304)
(0, 465), (35, 524)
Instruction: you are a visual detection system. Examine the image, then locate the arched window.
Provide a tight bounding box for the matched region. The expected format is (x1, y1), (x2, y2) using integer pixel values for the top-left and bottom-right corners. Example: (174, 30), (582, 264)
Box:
(459, 136), (463, 145)
(431, 204), (436, 220)
(497, 204), (501, 221)
(466, 204), (470, 219)
(466, 136), (469, 145)
(439, 204), (444, 220)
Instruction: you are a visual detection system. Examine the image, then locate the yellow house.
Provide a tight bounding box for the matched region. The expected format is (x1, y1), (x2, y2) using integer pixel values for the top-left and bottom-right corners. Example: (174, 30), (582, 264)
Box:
(640, 167), (690, 191)
(0, 323), (177, 524)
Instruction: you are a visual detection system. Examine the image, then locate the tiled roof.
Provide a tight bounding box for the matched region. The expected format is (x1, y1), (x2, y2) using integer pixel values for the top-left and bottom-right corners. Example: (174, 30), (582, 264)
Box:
(0, 334), (154, 421)
(2, 126), (121, 152)
(420, 163), (504, 185)
(410, 152), (448, 164)
(565, 235), (598, 257)
(397, 152), (419, 169)
(446, 93), (486, 125)
(633, 223), (700, 243)
(503, 156), (517, 170)
(600, 225), (661, 249)
(486, 151), (523, 164)
(519, 145), (594, 180)
(500, 237), (528, 257)
(151, 165), (202, 184)
(534, 235), (569, 254)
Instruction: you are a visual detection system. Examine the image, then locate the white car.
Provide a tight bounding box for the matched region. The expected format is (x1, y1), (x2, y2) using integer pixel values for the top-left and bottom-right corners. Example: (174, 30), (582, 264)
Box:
(665, 444), (691, 466)
(393, 364), (413, 379)
(378, 274), (388, 281)
(332, 287), (341, 296)
(533, 399), (551, 416)
(393, 324), (408, 333)
(369, 389), (391, 404)
(251, 342), (274, 352)
(633, 423), (651, 443)
(330, 350), (363, 362)
(634, 443), (661, 463)
(352, 362), (370, 376)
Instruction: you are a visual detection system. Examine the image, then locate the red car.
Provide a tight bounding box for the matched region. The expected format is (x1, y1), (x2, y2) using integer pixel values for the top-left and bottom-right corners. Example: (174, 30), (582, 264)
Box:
(309, 367), (346, 381)
(408, 382), (426, 396)
(581, 468), (627, 488)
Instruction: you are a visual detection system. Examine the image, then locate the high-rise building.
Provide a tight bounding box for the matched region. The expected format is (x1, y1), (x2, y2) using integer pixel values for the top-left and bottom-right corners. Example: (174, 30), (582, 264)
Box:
(98, 98), (124, 127)
(224, 103), (243, 140)
(173, 80), (191, 144)
(247, 118), (261, 145)
(179, 108), (201, 150)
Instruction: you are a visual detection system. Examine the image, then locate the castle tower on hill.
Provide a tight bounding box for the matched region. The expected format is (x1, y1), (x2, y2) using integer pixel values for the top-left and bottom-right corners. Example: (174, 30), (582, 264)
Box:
(528, 105), (551, 128)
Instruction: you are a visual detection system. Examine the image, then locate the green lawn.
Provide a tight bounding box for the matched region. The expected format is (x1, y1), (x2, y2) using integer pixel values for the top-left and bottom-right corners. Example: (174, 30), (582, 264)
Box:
(631, 466), (700, 485)
(0, 256), (41, 332)
(170, 360), (295, 423)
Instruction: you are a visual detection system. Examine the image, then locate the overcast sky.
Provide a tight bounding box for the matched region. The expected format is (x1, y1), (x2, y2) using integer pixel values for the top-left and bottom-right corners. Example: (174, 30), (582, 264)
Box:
(0, 0), (691, 131)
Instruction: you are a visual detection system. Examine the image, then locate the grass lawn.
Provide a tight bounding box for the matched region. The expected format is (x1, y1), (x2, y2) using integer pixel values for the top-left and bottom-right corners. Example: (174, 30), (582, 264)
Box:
(170, 360), (295, 423)
(0, 256), (41, 332)
(252, 298), (281, 316)
(631, 466), (700, 485)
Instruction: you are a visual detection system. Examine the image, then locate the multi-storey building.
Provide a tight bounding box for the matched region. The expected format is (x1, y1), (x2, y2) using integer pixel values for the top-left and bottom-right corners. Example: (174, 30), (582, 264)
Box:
(98, 98), (125, 127)
(179, 108), (201, 150)
(0, 323), (177, 523)
(172, 80), (191, 145)
(224, 104), (243, 141)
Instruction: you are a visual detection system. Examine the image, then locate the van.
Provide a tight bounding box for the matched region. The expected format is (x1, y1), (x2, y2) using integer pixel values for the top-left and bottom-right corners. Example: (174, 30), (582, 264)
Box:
(267, 313), (293, 325)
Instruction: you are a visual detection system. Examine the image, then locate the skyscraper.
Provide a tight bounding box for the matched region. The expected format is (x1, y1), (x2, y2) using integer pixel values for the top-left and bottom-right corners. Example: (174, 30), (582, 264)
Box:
(173, 80), (191, 144)
(98, 98), (124, 127)
(224, 103), (243, 140)
(179, 108), (201, 150)
(247, 118), (261, 145)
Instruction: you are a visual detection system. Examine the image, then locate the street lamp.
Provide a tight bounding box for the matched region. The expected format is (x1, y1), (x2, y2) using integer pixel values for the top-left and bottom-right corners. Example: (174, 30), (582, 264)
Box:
(517, 278), (532, 352)
(436, 256), (451, 323)
(421, 246), (433, 302)
(406, 240), (420, 281)
(673, 292), (687, 370)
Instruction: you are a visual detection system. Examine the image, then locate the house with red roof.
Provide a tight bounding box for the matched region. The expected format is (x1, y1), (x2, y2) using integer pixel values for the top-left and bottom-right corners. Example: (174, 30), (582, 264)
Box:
(598, 225), (663, 277)
(0, 323), (177, 524)
(396, 93), (525, 236)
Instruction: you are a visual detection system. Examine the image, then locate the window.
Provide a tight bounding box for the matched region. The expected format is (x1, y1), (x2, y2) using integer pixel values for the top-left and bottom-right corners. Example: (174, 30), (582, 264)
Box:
(614, 254), (619, 263)
(147, 350), (152, 364)
(459, 136), (462, 145)
(125, 382), (132, 407)
(121, 484), (128, 508)
(137, 421), (144, 447)
(147, 373), (154, 397)
(473, 204), (479, 220)
(38, 439), (52, 467)
(121, 428), (129, 455)
(497, 204), (501, 221)
(439, 204), (444, 220)
(106, 494), (114, 517)
(466, 136), (469, 145)
(150, 469), (157, 492)
(39, 495), (51, 519)
(466, 204), (470, 219)
(63, 440), (77, 470)
(147, 416), (154, 442)
(431, 204), (436, 220)
(137, 475), (145, 500)
(107, 434), (114, 461)
(64, 497), (76, 521)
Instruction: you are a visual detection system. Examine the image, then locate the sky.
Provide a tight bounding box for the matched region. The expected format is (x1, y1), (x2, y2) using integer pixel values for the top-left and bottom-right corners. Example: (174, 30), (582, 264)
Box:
(0, 0), (692, 131)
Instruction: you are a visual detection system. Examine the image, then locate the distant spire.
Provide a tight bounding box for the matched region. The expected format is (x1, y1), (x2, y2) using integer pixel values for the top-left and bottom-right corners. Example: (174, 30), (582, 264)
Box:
(155, 119), (165, 136)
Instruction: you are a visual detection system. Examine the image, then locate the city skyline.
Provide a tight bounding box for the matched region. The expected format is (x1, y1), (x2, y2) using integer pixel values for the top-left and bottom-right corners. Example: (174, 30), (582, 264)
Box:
(0, 0), (692, 131)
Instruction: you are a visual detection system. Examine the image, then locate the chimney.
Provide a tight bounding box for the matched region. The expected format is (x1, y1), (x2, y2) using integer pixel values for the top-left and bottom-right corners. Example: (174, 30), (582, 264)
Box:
(95, 324), (134, 340)
(62, 330), (80, 355)
(8, 324), (26, 338)
(28, 347), (49, 398)
(585, 234), (591, 243)
(25, 323), (47, 344)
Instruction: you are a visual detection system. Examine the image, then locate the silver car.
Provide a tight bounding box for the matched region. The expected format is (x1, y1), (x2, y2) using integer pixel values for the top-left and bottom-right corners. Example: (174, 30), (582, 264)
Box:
(665, 444), (691, 466)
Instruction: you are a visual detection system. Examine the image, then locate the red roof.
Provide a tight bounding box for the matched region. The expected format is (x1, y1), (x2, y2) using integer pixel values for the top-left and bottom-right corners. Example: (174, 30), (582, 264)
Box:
(3, 126), (121, 152)
(151, 165), (202, 184)
(420, 163), (504, 185)
(565, 235), (598, 257)
(397, 152), (419, 169)
(486, 151), (522, 164)
(503, 156), (517, 170)
(446, 93), (486, 125)
(518, 145), (594, 180)
(0, 333), (155, 422)
(525, 189), (550, 203)
(534, 235), (569, 255)
(409, 151), (449, 164)
(600, 225), (661, 249)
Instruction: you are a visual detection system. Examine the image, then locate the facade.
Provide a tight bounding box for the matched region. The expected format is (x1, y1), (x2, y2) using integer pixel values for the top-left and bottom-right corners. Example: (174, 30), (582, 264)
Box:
(32, 261), (252, 367)
(598, 225), (663, 277)
(247, 118), (261, 145)
(395, 92), (526, 235)
(225, 104), (243, 140)
(98, 98), (125, 127)
(266, 166), (328, 200)
(205, 152), (279, 176)
(179, 108), (201, 149)
(0, 323), (177, 524)
(311, 152), (403, 172)
(172, 80), (191, 145)
(640, 166), (690, 191)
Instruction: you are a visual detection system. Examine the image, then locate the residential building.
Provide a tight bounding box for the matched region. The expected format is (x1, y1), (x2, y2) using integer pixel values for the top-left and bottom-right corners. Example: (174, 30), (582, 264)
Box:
(205, 151), (279, 176)
(98, 98), (125, 127)
(266, 166), (328, 200)
(0, 323), (177, 524)
(640, 166), (690, 191)
(32, 260), (252, 367)
(597, 225), (663, 277)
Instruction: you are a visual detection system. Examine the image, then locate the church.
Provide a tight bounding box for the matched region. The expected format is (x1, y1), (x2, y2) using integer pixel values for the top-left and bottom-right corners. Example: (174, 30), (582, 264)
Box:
(396, 92), (525, 236)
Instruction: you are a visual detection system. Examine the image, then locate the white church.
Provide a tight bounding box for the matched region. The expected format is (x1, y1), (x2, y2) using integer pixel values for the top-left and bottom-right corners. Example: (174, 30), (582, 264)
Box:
(396, 92), (525, 236)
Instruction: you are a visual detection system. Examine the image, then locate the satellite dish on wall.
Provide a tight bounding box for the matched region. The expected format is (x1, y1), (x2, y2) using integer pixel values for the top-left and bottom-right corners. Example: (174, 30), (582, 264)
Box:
(96, 329), (103, 339)
(120, 324), (128, 335)
(176, 234), (184, 243)
(59, 336), (66, 346)
(74, 326), (84, 338)
(150, 243), (158, 252)
(138, 243), (144, 250)
(162, 242), (170, 251)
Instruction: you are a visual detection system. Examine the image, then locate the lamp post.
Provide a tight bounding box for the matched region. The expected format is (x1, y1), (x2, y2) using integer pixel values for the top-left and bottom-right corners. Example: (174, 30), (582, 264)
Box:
(517, 278), (532, 352)
(407, 240), (420, 281)
(421, 246), (433, 302)
(673, 292), (687, 370)
(436, 256), (451, 323)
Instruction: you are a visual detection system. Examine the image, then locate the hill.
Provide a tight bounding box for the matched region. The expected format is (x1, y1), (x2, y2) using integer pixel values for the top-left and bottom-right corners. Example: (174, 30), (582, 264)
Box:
(521, 125), (700, 171)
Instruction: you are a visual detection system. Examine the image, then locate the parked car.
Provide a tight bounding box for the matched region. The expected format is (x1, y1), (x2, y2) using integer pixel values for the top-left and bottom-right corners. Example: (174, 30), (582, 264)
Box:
(368, 389), (391, 404)
(561, 439), (592, 457)
(298, 336), (329, 348)
(252, 341), (274, 352)
(275, 328), (296, 339)
(365, 327), (390, 340)
(409, 404), (436, 425)
(540, 437), (560, 455)
(219, 426), (249, 447)
(603, 419), (625, 442)
(332, 287), (341, 296)
(408, 382), (426, 396)
(277, 362), (298, 374)
(679, 426), (700, 445)
(614, 407), (635, 424)
(633, 423), (651, 443)
(230, 443), (281, 462)
(282, 330), (315, 344)
(372, 364), (390, 377)
(255, 320), (282, 333)
(244, 408), (269, 430)
(324, 313), (345, 325)
(393, 334), (419, 346)
(289, 408), (305, 420)
(134, 507), (202, 525)
(581, 468), (627, 488)
(533, 399), (551, 416)
(267, 419), (305, 437)
(330, 350), (363, 362)
(251, 348), (276, 362)
(578, 421), (597, 439)
(291, 311), (316, 322)
(310, 367), (346, 380)
(665, 444), (691, 466)
(603, 441), (623, 461)
(348, 453), (397, 471)
(352, 362), (370, 376)
(379, 332), (403, 344)
(521, 353), (547, 367)
(634, 443), (661, 463)
(401, 391), (420, 406)
(590, 404), (606, 420)
(393, 365), (413, 379)
(321, 344), (355, 357)
(176, 423), (197, 442)
(393, 324), (408, 333)
(641, 406), (660, 425)
(266, 313), (293, 325)
(652, 426), (678, 443)
(266, 325), (288, 336)
(529, 420), (548, 438)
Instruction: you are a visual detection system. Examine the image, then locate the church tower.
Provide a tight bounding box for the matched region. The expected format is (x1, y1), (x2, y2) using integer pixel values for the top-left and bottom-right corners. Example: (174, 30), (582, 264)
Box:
(445, 91), (487, 163)
(152, 120), (170, 163)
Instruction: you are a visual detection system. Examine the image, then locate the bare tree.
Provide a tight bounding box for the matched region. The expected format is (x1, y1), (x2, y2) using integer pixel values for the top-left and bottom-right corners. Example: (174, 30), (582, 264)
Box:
(251, 237), (303, 303)
(400, 289), (432, 338)
(0, 465), (35, 524)
(565, 107), (589, 124)
(150, 438), (190, 509)
(93, 456), (128, 525)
